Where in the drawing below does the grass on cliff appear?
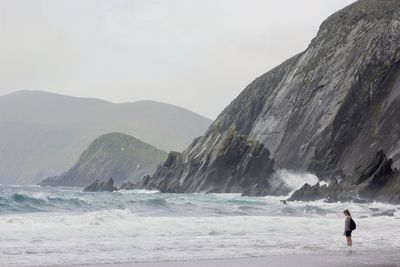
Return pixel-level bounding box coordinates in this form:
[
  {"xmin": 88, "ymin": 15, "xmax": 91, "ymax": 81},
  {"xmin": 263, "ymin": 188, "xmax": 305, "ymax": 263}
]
[{"xmin": 78, "ymin": 132, "xmax": 168, "ymax": 171}]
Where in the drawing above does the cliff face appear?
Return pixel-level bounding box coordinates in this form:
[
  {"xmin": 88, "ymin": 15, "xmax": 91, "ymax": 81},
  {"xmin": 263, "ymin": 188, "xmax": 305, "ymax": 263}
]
[
  {"xmin": 135, "ymin": 0, "xmax": 400, "ymax": 197},
  {"xmin": 40, "ymin": 133, "xmax": 167, "ymax": 187},
  {"xmin": 217, "ymin": 0, "xmax": 400, "ymax": 175}
]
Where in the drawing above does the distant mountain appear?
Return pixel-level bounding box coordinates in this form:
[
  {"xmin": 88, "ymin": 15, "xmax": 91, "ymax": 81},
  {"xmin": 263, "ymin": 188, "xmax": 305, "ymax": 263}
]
[
  {"xmin": 40, "ymin": 133, "xmax": 168, "ymax": 187},
  {"xmin": 0, "ymin": 90, "xmax": 211, "ymax": 184}
]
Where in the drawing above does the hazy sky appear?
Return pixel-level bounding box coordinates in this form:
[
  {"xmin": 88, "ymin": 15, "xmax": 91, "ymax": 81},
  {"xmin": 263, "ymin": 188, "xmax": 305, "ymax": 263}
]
[{"xmin": 0, "ymin": 0, "xmax": 356, "ymax": 119}]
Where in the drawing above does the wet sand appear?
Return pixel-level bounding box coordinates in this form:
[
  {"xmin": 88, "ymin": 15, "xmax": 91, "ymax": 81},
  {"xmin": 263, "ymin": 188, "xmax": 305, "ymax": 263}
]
[{"xmin": 62, "ymin": 251, "xmax": 400, "ymax": 267}]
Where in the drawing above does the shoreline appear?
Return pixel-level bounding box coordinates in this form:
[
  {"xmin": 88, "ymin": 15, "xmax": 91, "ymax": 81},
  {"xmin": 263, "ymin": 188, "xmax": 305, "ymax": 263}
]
[{"xmin": 57, "ymin": 251, "xmax": 400, "ymax": 267}]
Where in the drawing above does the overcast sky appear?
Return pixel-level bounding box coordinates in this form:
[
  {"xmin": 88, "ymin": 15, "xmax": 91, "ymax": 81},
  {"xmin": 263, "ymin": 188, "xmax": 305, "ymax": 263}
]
[{"xmin": 0, "ymin": 0, "xmax": 356, "ymax": 119}]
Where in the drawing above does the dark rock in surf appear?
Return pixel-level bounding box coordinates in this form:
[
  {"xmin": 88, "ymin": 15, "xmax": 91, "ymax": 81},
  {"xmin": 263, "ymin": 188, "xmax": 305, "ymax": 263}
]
[
  {"xmin": 119, "ymin": 181, "xmax": 135, "ymax": 190},
  {"xmin": 289, "ymin": 151, "xmax": 400, "ymax": 204},
  {"xmin": 83, "ymin": 178, "xmax": 116, "ymax": 192},
  {"xmin": 369, "ymin": 208, "xmax": 380, "ymax": 212},
  {"xmin": 288, "ymin": 183, "xmax": 330, "ymax": 202},
  {"xmin": 372, "ymin": 211, "xmax": 395, "ymax": 217}
]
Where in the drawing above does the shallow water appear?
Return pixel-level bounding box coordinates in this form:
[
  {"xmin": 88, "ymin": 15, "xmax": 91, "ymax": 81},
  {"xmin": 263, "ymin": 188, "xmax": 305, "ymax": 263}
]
[{"xmin": 0, "ymin": 182, "xmax": 399, "ymax": 267}]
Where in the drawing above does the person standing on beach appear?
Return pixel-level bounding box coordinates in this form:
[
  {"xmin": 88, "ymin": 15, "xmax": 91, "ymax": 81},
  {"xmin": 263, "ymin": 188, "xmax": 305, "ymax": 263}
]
[{"xmin": 343, "ymin": 209, "xmax": 353, "ymax": 246}]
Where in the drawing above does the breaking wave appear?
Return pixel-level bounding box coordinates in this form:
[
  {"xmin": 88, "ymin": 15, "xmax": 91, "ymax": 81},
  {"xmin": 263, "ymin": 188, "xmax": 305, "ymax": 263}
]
[
  {"xmin": 0, "ymin": 192, "xmax": 86, "ymax": 214},
  {"xmin": 274, "ymin": 169, "xmax": 319, "ymax": 192}
]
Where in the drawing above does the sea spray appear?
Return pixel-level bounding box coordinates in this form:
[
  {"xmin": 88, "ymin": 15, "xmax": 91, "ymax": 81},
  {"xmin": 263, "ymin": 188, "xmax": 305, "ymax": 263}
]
[{"xmin": 271, "ymin": 169, "xmax": 319, "ymax": 195}]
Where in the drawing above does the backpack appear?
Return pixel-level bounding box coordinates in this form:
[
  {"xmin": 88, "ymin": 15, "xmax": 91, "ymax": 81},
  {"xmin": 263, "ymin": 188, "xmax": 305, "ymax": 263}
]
[{"xmin": 350, "ymin": 218, "xmax": 356, "ymax": 231}]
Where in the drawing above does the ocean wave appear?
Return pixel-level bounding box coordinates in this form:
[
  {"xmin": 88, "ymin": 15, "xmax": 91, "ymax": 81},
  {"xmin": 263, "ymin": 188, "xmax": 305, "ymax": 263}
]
[
  {"xmin": 12, "ymin": 193, "xmax": 50, "ymax": 203},
  {"xmin": 1, "ymin": 185, "xmax": 398, "ymax": 219},
  {"xmin": 132, "ymin": 189, "xmax": 160, "ymax": 194},
  {"xmin": 0, "ymin": 191, "xmax": 86, "ymax": 214},
  {"xmin": 139, "ymin": 197, "xmax": 168, "ymax": 207}
]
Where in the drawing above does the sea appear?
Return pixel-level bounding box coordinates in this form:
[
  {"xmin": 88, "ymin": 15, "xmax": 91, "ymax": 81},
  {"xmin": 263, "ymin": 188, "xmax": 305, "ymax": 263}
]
[{"xmin": 0, "ymin": 170, "xmax": 399, "ymax": 267}]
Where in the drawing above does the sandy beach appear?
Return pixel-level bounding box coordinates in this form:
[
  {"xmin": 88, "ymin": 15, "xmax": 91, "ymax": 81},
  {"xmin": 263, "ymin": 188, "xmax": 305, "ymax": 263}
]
[{"xmin": 61, "ymin": 251, "xmax": 400, "ymax": 267}]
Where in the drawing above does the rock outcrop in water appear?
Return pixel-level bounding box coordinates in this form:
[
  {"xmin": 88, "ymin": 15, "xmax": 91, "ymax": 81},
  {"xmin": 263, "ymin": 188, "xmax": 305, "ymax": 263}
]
[
  {"xmin": 128, "ymin": 129, "xmax": 289, "ymax": 195},
  {"xmin": 40, "ymin": 133, "xmax": 168, "ymax": 187},
  {"xmin": 289, "ymin": 151, "xmax": 400, "ymax": 204},
  {"xmin": 83, "ymin": 178, "xmax": 116, "ymax": 192},
  {"xmin": 130, "ymin": 0, "xmax": 400, "ymax": 201}
]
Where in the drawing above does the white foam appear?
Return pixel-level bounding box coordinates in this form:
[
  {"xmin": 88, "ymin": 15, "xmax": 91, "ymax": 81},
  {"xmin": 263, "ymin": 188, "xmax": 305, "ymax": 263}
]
[
  {"xmin": 132, "ymin": 189, "xmax": 160, "ymax": 194},
  {"xmin": 319, "ymin": 180, "xmax": 330, "ymax": 186},
  {"xmin": 274, "ymin": 169, "xmax": 319, "ymax": 191},
  {"xmin": 29, "ymin": 192, "xmax": 50, "ymax": 202}
]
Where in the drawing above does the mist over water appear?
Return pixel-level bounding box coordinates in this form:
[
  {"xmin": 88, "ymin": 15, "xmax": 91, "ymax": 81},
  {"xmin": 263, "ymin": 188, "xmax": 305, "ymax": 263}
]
[{"xmin": 1, "ymin": 172, "xmax": 399, "ymax": 266}]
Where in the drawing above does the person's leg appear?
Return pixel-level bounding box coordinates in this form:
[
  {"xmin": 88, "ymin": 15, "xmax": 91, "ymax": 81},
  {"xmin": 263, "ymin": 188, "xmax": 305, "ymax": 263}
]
[{"xmin": 346, "ymin": 236, "xmax": 352, "ymax": 246}]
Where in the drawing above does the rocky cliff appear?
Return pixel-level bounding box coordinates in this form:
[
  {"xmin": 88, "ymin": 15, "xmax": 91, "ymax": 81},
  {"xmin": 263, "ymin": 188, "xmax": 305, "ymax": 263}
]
[
  {"xmin": 215, "ymin": 0, "xmax": 400, "ymax": 175},
  {"xmin": 39, "ymin": 133, "xmax": 168, "ymax": 187},
  {"xmin": 131, "ymin": 0, "xmax": 400, "ymax": 200}
]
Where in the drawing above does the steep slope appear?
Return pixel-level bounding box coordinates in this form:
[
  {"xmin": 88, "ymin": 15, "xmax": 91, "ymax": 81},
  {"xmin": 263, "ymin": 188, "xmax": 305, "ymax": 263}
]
[
  {"xmin": 134, "ymin": 0, "xmax": 400, "ymax": 197},
  {"xmin": 40, "ymin": 133, "xmax": 168, "ymax": 187},
  {"xmin": 0, "ymin": 91, "xmax": 211, "ymax": 184},
  {"xmin": 214, "ymin": 0, "xmax": 400, "ymax": 174}
]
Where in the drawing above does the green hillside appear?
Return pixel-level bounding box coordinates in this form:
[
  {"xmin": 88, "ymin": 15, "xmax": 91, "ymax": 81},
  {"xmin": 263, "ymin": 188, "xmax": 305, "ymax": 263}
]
[{"xmin": 40, "ymin": 133, "xmax": 168, "ymax": 187}]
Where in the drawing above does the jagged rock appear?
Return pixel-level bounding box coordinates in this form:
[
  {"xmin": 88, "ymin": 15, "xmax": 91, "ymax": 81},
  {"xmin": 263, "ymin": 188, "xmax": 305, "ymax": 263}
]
[
  {"xmin": 289, "ymin": 183, "xmax": 329, "ymax": 202},
  {"xmin": 372, "ymin": 211, "xmax": 395, "ymax": 217},
  {"xmin": 289, "ymin": 151, "xmax": 400, "ymax": 203},
  {"xmin": 83, "ymin": 178, "xmax": 116, "ymax": 192},
  {"xmin": 119, "ymin": 177, "xmax": 149, "ymax": 190},
  {"xmin": 131, "ymin": 130, "xmax": 288, "ymax": 196},
  {"xmin": 288, "ymin": 181, "xmax": 356, "ymax": 202},
  {"xmin": 119, "ymin": 181, "xmax": 134, "ymax": 190}
]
